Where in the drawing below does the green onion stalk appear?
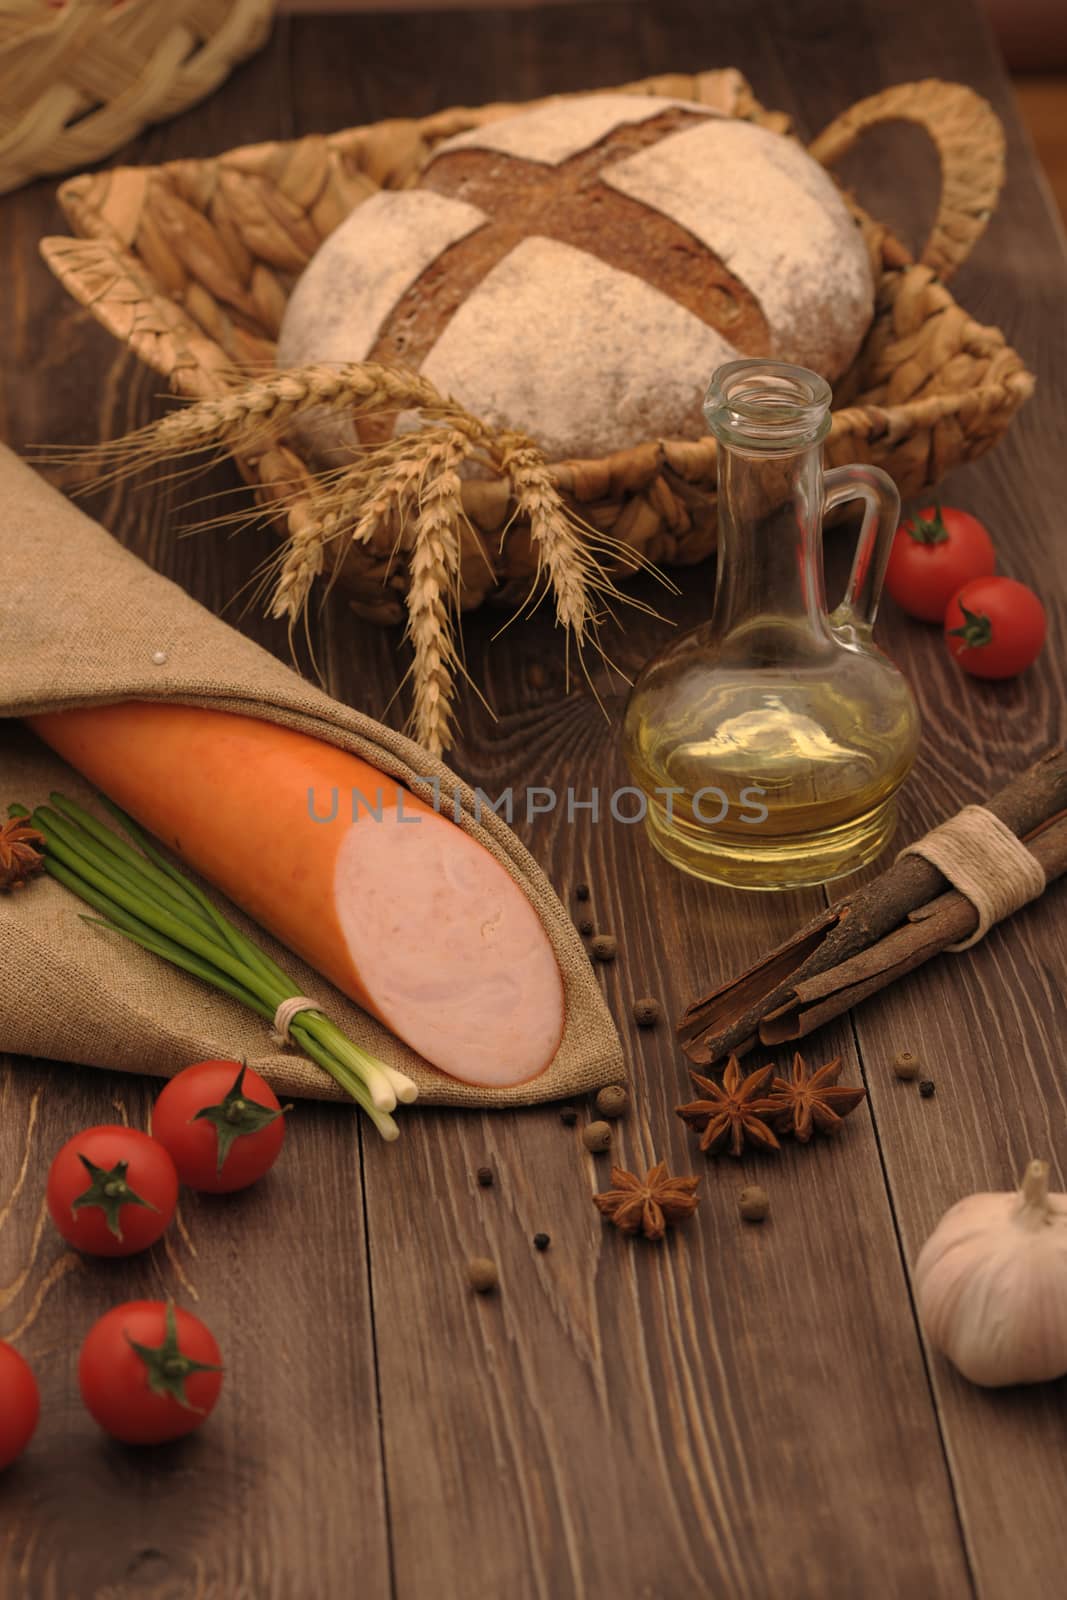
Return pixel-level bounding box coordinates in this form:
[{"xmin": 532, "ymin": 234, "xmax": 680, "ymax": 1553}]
[{"xmin": 8, "ymin": 795, "xmax": 416, "ymax": 1141}]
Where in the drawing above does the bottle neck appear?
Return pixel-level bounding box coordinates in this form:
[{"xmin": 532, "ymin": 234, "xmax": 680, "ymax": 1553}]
[{"xmin": 710, "ymin": 437, "xmax": 829, "ymax": 643}]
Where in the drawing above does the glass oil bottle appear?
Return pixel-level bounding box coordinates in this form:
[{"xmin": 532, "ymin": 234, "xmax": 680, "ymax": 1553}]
[{"xmin": 622, "ymin": 359, "xmax": 920, "ymax": 889}]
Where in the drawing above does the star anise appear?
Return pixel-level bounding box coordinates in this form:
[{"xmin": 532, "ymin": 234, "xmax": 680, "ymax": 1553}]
[
  {"xmin": 0, "ymin": 816, "xmax": 45, "ymax": 893},
  {"xmin": 676, "ymin": 1055, "xmax": 780, "ymax": 1157},
  {"xmin": 766, "ymin": 1052, "xmax": 867, "ymax": 1142},
  {"xmin": 594, "ymin": 1162, "xmax": 701, "ymax": 1240}
]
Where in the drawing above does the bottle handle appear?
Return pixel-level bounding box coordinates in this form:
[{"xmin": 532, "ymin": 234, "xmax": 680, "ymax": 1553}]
[{"xmin": 823, "ymin": 464, "xmax": 901, "ymax": 638}]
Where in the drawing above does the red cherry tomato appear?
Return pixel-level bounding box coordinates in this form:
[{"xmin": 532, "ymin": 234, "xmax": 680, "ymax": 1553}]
[
  {"xmin": 944, "ymin": 577, "xmax": 1047, "ymax": 679},
  {"xmin": 885, "ymin": 505, "xmax": 996, "ymax": 622},
  {"xmin": 151, "ymin": 1061, "xmax": 288, "ymax": 1194},
  {"xmin": 0, "ymin": 1342, "xmax": 40, "ymax": 1469},
  {"xmin": 79, "ymin": 1301, "xmax": 223, "ymax": 1445},
  {"xmin": 46, "ymin": 1126, "xmax": 178, "ymax": 1258}
]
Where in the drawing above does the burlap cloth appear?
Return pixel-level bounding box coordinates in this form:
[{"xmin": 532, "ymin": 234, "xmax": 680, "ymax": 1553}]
[{"xmin": 0, "ymin": 446, "xmax": 624, "ymax": 1105}]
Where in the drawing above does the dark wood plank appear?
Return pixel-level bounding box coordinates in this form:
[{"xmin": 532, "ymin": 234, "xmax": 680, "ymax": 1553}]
[
  {"xmin": 1013, "ymin": 76, "xmax": 1067, "ymax": 227},
  {"xmin": 785, "ymin": 5, "xmax": 1067, "ymax": 1595},
  {"xmin": 0, "ymin": 1066, "xmax": 389, "ymax": 1599},
  {"xmin": 350, "ymin": 752, "xmax": 973, "ymax": 1600},
  {"xmin": 2, "ymin": 2, "xmax": 1063, "ymax": 1596},
  {"xmin": 295, "ymin": 8, "xmax": 976, "ymax": 1597},
  {"xmin": 743, "ymin": 0, "xmax": 1067, "ymax": 1590},
  {"xmin": 0, "ymin": 28, "xmax": 391, "ymax": 1600}
]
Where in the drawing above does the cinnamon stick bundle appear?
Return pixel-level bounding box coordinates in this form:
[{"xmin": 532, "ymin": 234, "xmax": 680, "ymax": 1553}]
[{"xmin": 679, "ymin": 751, "xmax": 1067, "ymax": 1068}]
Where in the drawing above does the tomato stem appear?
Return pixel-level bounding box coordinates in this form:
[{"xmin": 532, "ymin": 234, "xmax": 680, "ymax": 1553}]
[
  {"xmin": 947, "ymin": 601, "xmax": 993, "ymax": 650},
  {"xmin": 192, "ymin": 1064, "xmax": 290, "ymax": 1174},
  {"xmin": 128, "ymin": 1304, "xmax": 221, "ymax": 1412},
  {"xmin": 907, "ymin": 503, "xmax": 949, "ymax": 546},
  {"xmin": 72, "ymin": 1154, "xmax": 157, "ymax": 1240}
]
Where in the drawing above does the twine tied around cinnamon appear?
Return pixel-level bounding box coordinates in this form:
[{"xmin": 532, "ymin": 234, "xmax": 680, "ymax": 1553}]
[
  {"xmin": 900, "ymin": 805, "xmax": 1047, "ymax": 951},
  {"xmin": 271, "ymin": 996, "xmax": 320, "ymax": 1046}
]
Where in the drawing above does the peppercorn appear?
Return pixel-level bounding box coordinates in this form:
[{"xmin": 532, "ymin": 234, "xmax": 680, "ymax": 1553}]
[
  {"xmin": 582, "ymin": 1120, "xmax": 613, "ymax": 1153},
  {"xmin": 893, "ymin": 1051, "xmax": 921, "ymax": 1081},
  {"xmin": 919, "ymin": 1079, "xmax": 936, "ymax": 1098},
  {"xmin": 632, "ymin": 997, "xmax": 661, "ymax": 1028},
  {"xmin": 577, "ymin": 918, "xmax": 595, "ymax": 937},
  {"xmin": 466, "ymin": 1257, "xmax": 498, "ymax": 1293},
  {"xmin": 738, "ymin": 1185, "xmax": 770, "ymax": 1223},
  {"xmin": 476, "ymin": 1166, "xmax": 494, "ymax": 1187},
  {"xmin": 560, "ymin": 1106, "xmax": 578, "ymax": 1126},
  {"xmin": 591, "ymin": 934, "xmax": 617, "ymax": 963},
  {"xmin": 575, "ymin": 883, "xmax": 590, "ymax": 902},
  {"xmin": 533, "ymin": 1233, "xmax": 551, "ymax": 1251},
  {"xmin": 595, "ymin": 1084, "xmax": 630, "ymax": 1120}
]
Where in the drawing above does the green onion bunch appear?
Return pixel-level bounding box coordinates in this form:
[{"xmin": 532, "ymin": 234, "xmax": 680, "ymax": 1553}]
[{"xmin": 8, "ymin": 794, "xmax": 415, "ymax": 1141}]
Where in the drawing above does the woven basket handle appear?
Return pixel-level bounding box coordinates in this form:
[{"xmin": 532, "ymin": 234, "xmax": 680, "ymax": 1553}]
[{"xmin": 808, "ymin": 79, "xmax": 1005, "ymax": 281}]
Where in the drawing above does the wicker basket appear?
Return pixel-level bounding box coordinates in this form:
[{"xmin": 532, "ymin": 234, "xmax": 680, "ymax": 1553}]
[
  {"xmin": 41, "ymin": 70, "xmax": 1033, "ymax": 639},
  {"xmin": 0, "ymin": 0, "xmax": 274, "ymax": 196}
]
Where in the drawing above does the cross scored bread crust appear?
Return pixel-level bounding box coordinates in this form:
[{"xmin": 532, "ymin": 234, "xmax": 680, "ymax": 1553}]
[{"xmin": 366, "ymin": 107, "xmax": 771, "ymax": 394}]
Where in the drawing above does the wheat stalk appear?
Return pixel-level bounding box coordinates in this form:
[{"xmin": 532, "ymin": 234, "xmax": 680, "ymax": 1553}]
[
  {"xmin": 319, "ymin": 435, "xmax": 449, "ymax": 552},
  {"xmin": 158, "ymin": 364, "xmax": 451, "ymax": 455},
  {"xmin": 44, "ymin": 364, "xmax": 458, "ymax": 486},
  {"xmin": 269, "ymin": 499, "xmax": 326, "ymax": 622},
  {"xmin": 410, "ymin": 432, "xmax": 479, "ymax": 753},
  {"xmin": 497, "ymin": 435, "xmax": 601, "ymax": 639},
  {"xmin": 43, "ymin": 361, "xmax": 670, "ymax": 750},
  {"xmin": 400, "ymin": 432, "xmax": 476, "ymax": 755},
  {"xmin": 491, "ymin": 431, "xmax": 645, "ymax": 706}
]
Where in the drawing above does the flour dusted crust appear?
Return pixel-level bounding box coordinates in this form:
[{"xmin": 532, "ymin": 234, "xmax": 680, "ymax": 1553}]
[
  {"xmin": 278, "ymin": 188, "xmax": 484, "ymax": 460},
  {"xmin": 421, "ymin": 238, "xmax": 741, "ymax": 461},
  {"xmin": 604, "ymin": 118, "xmax": 873, "ymax": 376},
  {"xmin": 278, "ymin": 187, "xmax": 483, "ymax": 367},
  {"xmin": 436, "ymin": 92, "xmax": 715, "ymax": 165},
  {"xmin": 278, "ymin": 95, "xmax": 874, "ymax": 462}
]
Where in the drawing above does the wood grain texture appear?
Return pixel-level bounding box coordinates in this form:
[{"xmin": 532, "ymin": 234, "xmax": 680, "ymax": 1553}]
[
  {"xmin": 1, "ymin": 3, "xmax": 1065, "ymax": 1597},
  {"xmin": 1013, "ymin": 76, "xmax": 1067, "ymax": 224},
  {"xmin": 808, "ymin": 8, "xmax": 1067, "ymax": 1593},
  {"xmin": 0, "ymin": 1067, "xmax": 390, "ymax": 1600},
  {"xmin": 0, "ymin": 38, "xmax": 390, "ymax": 1600},
  {"xmin": 298, "ymin": 7, "xmax": 969, "ymax": 1598}
]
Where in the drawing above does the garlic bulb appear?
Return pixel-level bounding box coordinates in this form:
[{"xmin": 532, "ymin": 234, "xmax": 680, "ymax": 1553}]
[{"xmin": 915, "ymin": 1160, "xmax": 1067, "ymax": 1387}]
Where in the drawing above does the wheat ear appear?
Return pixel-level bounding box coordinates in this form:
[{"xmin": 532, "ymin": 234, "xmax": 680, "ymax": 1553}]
[
  {"xmin": 269, "ymin": 502, "xmax": 326, "ymax": 622},
  {"xmin": 44, "ymin": 364, "xmax": 458, "ymax": 487},
  {"xmin": 42, "ymin": 361, "xmax": 672, "ymax": 750},
  {"xmin": 496, "ymin": 435, "xmax": 605, "ymax": 658},
  {"xmin": 315, "ymin": 434, "xmax": 451, "ymax": 553},
  {"xmin": 403, "ymin": 433, "xmax": 474, "ymax": 756},
  {"xmin": 159, "ymin": 364, "xmax": 451, "ymax": 454}
]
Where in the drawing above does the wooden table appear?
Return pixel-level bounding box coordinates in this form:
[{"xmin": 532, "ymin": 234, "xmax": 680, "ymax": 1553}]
[{"xmin": 2, "ymin": 3, "xmax": 1065, "ymax": 1595}]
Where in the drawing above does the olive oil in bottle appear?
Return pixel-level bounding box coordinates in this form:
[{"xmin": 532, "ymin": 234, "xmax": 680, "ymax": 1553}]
[{"xmin": 622, "ymin": 360, "xmax": 920, "ymax": 889}]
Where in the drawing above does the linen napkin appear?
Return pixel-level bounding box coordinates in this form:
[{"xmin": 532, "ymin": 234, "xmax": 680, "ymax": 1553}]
[{"xmin": 0, "ymin": 445, "xmax": 624, "ymax": 1105}]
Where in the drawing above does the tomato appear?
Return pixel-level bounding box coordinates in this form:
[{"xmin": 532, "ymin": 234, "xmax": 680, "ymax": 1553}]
[
  {"xmin": 885, "ymin": 505, "xmax": 996, "ymax": 622},
  {"xmin": 47, "ymin": 1126, "xmax": 178, "ymax": 1257},
  {"xmin": 0, "ymin": 1342, "xmax": 39, "ymax": 1470},
  {"xmin": 151, "ymin": 1060, "xmax": 288, "ymax": 1194},
  {"xmin": 79, "ymin": 1301, "xmax": 222, "ymax": 1445},
  {"xmin": 944, "ymin": 577, "xmax": 1047, "ymax": 679}
]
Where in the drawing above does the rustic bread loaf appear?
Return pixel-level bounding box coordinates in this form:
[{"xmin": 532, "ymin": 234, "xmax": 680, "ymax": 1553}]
[{"xmin": 278, "ymin": 94, "xmax": 874, "ymax": 462}]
